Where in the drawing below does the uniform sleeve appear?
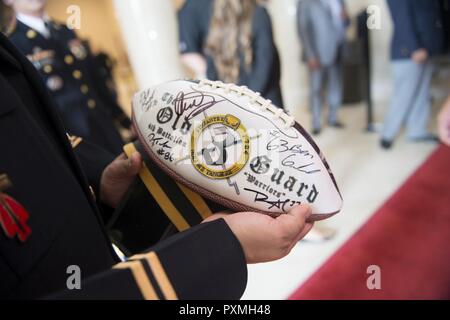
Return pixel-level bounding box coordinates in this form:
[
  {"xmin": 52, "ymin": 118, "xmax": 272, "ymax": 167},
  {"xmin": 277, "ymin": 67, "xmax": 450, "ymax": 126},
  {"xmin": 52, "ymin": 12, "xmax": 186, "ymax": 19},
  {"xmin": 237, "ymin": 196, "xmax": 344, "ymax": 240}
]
[
  {"xmin": 51, "ymin": 219, "xmax": 247, "ymax": 300},
  {"xmin": 178, "ymin": 0, "xmax": 203, "ymax": 53},
  {"xmin": 247, "ymin": 7, "xmax": 278, "ymax": 94},
  {"xmin": 85, "ymin": 53, "xmax": 132, "ymax": 129}
]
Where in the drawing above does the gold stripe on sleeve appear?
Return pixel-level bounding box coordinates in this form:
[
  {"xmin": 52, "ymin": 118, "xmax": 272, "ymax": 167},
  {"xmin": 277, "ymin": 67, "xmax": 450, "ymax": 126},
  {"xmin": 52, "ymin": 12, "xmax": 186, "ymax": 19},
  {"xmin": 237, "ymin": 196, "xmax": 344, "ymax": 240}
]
[
  {"xmin": 132, "ymin": 252, "xmax": 178, "ymax": 300},
  {"xmin": 114, "ymin": 260, "xmax": 158, "ymax": 300}
]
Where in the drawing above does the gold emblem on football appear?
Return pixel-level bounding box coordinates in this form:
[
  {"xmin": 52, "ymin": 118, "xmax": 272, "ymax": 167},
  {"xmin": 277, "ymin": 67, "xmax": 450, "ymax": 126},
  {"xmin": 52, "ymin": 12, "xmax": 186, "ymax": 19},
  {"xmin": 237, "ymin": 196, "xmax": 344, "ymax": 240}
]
[{"xmin": 190, "ymin": 114, "xmax": 250, "ymax": 179}]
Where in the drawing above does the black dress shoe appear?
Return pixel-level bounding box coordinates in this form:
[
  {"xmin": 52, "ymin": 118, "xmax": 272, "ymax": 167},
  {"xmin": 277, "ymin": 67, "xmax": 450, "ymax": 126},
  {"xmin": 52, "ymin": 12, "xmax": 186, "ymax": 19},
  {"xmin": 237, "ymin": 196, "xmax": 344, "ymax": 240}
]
[
  {"xmin": 380, "ymin": 139, "xmax": 393, "ymax": 149},
  {"xmin": 328, "ymin": 121, "xmax": 345, "ymax": 129},
  {"xmin": 312, "ymin": 128, "xmax": 321, "ymax": 135}
]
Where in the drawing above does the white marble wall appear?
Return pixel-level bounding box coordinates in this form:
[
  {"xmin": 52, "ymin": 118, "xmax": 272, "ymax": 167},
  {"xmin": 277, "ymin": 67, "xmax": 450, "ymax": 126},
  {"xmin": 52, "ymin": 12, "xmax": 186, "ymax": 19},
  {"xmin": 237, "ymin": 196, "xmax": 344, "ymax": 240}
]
[{"xmin": 265, "ymin": 0, "xmax": 306, "ymax": 113}]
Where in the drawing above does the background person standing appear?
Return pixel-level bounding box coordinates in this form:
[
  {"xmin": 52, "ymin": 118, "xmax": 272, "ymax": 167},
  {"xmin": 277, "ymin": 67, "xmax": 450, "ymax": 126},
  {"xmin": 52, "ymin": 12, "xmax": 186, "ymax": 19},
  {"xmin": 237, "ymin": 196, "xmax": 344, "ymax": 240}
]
[
  {"xmin": 4, "ymin": 0, "xmax": 130, "ymax": 155},
  {"xmin": 178, "ymin": 0, "xmax": 284, "ymax": 108},
  {"xmin": 297, "ymin": 0, "xmax": 349, "ymax": 135},
  {"xmin": 380, "ymin": 0, "xmax": 446, "ymax": 149}
]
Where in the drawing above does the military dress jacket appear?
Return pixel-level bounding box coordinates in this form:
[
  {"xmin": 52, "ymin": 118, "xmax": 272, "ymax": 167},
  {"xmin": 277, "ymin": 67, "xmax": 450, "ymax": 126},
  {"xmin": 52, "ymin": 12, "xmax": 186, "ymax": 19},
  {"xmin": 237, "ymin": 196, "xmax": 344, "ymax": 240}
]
[
  {"xmin": 8, "ymin": 19, "xmax": 126, "ymax": 155},
  {"xmin": 0, "ymin": 33, "xmax": 247, "ymax": 300}
]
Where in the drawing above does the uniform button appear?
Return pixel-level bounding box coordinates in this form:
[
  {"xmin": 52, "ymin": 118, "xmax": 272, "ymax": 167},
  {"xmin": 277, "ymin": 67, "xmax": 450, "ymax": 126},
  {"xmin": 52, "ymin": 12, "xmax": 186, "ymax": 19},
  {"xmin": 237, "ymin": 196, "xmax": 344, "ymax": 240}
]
[
  {"xmin": 87, "ymin": 99, "xmax": 96, "ymax": 109},
  {"xmin": 43, "ymin": 65, "xmax": 53, "ymax": 73},
  {"xmin": 73, "ymin": 70, "xmax": 82, "ymax": 79},
  {"xmin": 64, "ymin": 55, "xmax": 74, "ymax": 65},
  {"xmin": 26, "ymin": 29, "xmax": 37, "ymax": 39},
  {"xmin": 80, "ymin": 84, "xmax": 89, "ymax": 94}
]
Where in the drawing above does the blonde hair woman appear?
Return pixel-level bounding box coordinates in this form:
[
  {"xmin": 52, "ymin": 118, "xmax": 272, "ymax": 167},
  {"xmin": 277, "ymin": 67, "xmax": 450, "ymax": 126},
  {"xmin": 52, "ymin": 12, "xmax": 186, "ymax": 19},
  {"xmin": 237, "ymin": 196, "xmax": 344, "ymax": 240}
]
[{"xmin": 178, "ymin": 0, "xmax": 284, "ymax": 108}]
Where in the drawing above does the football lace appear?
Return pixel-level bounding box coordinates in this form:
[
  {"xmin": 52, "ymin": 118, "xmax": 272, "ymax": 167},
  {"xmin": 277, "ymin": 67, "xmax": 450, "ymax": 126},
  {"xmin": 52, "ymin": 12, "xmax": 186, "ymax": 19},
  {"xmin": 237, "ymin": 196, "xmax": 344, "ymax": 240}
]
[{"xmin": 198, "ymin": 79, "xmax": 295, "ymax": 128}]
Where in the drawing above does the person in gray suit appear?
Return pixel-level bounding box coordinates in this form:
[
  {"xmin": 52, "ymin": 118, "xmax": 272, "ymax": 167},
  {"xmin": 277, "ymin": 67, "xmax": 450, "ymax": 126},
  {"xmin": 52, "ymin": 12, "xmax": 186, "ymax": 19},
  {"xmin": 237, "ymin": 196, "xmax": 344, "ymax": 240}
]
[{"xmin": 297, "ymin": 0, "xmax": 349, "ymax": 135}]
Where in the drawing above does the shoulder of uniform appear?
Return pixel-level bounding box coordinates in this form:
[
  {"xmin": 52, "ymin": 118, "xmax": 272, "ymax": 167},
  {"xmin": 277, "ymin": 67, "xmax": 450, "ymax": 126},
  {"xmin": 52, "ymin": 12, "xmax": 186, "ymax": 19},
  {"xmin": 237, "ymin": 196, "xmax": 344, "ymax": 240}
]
[
  {"xmin": 50, "ymin": 19, "xmax": 66, "ymax": 29},
  {"xmin": 50, "ymin": 19, "xmax": 75, "ymax": 35},
  {"xmin": 7, "ymin": 19, "xmax": 36, "ymax": 42}
]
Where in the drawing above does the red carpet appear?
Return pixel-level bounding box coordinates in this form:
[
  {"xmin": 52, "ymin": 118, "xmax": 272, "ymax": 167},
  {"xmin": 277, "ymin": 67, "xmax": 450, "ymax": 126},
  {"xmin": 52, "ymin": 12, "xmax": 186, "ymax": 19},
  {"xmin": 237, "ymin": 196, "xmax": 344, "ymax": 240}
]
[{"xmin": 290, "ymin": 145, "xmax": 450, "ymax": 300}]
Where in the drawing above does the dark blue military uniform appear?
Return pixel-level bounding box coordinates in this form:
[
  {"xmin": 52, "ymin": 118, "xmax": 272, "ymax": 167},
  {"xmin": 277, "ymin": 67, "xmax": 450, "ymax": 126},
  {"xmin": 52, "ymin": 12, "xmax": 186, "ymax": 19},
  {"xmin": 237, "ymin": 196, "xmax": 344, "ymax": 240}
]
[
  {"xmin": 89, "ymin": 50, "xmax": 132, "ymax": 130},
  {"xmin": 0, "ymin": 32, "xmax": 246, "ymax": 299},
  {"xmin": 8, "ymin": 19, "xmax": 126, "ymax": 155}
]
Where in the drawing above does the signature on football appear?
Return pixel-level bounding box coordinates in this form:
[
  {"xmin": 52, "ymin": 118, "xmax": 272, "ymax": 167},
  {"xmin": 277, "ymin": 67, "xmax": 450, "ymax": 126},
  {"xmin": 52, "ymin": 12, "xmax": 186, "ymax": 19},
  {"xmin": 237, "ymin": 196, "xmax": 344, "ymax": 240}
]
[
  {"xmin": 147, "ymin": 133, "xmax": 174, "ymax": 162},
  {"xmin": 266, "ymin": 130, "xmax": 321, "ymax": 174},
  {"xmin": 244, "ymin": 188, "xmax": 301, "ymax": 212},
  {"xmin": 173, "ymin": 91, "xmax": 224, "ymax": 120},
  {"xmin": 140, "ymin": 89, "xmax": 157, "ymax": 112}
]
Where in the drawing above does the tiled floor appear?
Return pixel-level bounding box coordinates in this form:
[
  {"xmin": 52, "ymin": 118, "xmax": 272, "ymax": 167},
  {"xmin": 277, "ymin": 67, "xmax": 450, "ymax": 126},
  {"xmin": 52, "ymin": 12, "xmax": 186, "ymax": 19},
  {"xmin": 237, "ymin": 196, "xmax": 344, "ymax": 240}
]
[{"xmin": 242, "ymin": 101, "xmax": 439, "ymax": 299}]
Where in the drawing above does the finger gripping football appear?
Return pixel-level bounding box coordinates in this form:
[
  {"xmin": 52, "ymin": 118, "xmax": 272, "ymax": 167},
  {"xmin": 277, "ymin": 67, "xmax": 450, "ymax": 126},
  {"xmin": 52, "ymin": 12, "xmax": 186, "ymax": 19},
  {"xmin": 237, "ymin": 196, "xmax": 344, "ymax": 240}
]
[{"xmin": 132, "ymin": 79, "xmax": 342, "ymax": 221}]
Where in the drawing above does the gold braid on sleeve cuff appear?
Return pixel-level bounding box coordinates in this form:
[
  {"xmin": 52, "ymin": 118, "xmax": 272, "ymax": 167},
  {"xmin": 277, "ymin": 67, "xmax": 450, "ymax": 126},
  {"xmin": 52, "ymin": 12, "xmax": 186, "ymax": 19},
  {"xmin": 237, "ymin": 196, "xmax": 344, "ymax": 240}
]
[{"xmin": 113, "ymin": 251, "xmax": 177, "ymax": 300}]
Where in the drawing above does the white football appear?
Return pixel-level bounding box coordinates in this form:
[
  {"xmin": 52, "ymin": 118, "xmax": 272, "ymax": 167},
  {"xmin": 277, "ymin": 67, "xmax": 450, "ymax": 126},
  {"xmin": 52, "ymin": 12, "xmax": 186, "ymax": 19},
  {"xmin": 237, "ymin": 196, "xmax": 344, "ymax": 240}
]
[{"xmin": 132, "ymin": 79, "xmax": 342, "ymax": 221}]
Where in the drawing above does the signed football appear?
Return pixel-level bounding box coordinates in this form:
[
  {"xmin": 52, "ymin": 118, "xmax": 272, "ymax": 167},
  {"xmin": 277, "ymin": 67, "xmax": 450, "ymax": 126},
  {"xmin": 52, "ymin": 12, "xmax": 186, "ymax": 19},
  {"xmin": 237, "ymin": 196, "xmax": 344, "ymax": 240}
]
[{"xmin": 132, "ymin": 79, "xmax": 342, "ymax": 221}]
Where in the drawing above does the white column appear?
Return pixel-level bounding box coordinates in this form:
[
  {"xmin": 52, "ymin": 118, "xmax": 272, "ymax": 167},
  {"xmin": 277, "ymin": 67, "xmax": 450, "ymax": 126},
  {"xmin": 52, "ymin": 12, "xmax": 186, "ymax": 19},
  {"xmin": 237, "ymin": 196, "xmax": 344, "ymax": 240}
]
[
  {"xmin": 113, "ymin": 0, "xmax": 185, "ymax": 89},
  {"xmin": 266, "ymin": 0, "xmax": 306, "ymax": 113}
]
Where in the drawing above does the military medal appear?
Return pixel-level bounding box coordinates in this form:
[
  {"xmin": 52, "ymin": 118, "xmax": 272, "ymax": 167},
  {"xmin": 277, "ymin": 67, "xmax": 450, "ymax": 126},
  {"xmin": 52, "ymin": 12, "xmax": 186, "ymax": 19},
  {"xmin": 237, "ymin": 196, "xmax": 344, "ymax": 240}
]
[
  {"xmin": 26, "ymin": 29, "xmax": 37, "ymax": 39},
  {"xmin": 46, "ymin": 75, "xmax": 63, "ymax": 91},
  {"xmin": 27, "ymin": 47, "xmax": 55, "ymax": 72},
  {"xmin": 68, "ymin": 39, "xmax": 87, "ymax": 60},
  {"xmin": 0, "ymin": 174, "xmax": 31, "ymax": 242}
]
